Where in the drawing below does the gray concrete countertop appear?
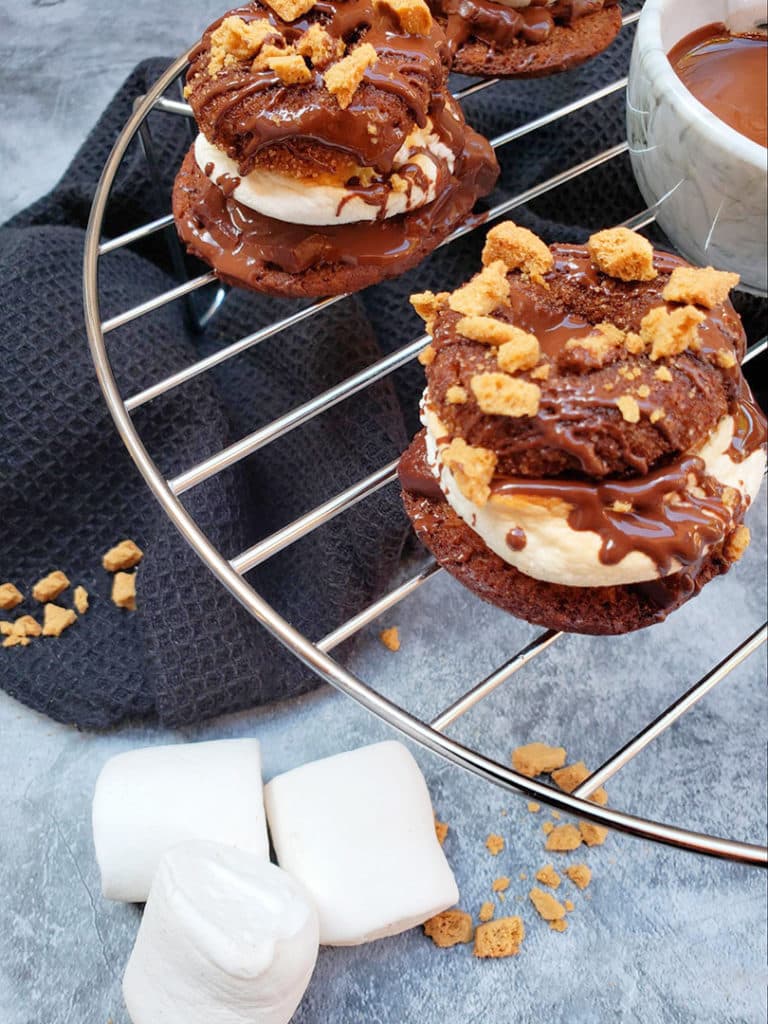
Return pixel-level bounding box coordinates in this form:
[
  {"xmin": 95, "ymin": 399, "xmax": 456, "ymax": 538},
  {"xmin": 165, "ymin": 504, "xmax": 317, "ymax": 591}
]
[{"xmin": 1, "ymin": 3, "xmax": 766, "ymax": 1023}]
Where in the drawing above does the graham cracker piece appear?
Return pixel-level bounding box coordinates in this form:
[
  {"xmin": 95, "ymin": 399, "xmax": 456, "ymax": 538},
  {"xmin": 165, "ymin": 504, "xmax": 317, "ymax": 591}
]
[
  {"xmin": 446, "ymin": 385, "xmax": 468, "ymax": 405},
  {"xmin": 74, "ymin": 586, "xmax": 89, "ymax": 615},
  {"xmin": 492, "ymin": 876, "xmax": 510, "ymax": 893},
  {"xmin": 624, "ymin": 331, "xmax": 646, "ymax": 355},
  {"xmin": 662, "ymin": 266, "xmax": 740, "ymax": 308},
  {"xmin": 112, "ymin": 573, "xmax": 137, "ymax": 612},
  {"xmin": 551, "ymin": 763, "xmax": 608, "ymax": 806},
  {"xmin": 479, "ymin": 901, "xmax": 495, "ymax": 922},
  {"xmin": 0, "ymin": 622, "xmax": 12, "ymax": 636},
  {"xmin": 565, "ymin": 864, "xmax": 592, "ymax": 890},
  {"xmin": 474, "ymin": 917, "xmax": 525, "ymax": 958},
  {"xmin": 564, "ymin": 322, "xmax": 625, "ymax": 366},
  {"xmin": 251, "ymin": 43, "xmax": 290, "ymax": 72},
  {"xmin": 374, "ymin": 0, "xmax": 432, "ymax": 34},
  {"xmin": 549, "ymin": 918, "xmax": 568, "ymax": 932},
  {"xmin": 102, "ymin": 540, "xmax": 143, "ymax": 573},
  {"xmin": 263, "ymin": 0, "xmax": 317, "ymax": 21},
  {"xmin": 579, "ymin": 821, "xmax": 608, "ymax": 847},
  {"xmin": 32, "ymin": 571, "xmax": 70, "ymax": 604},
  {"xmin": 529, "ymin": 887, "xmax": 567, "ymax": 922},
  {"xmin": 208, "ymin": 17, "xmax": 277, "ymax": 76},
  {"xmin": 527, "ymin": 802, "xmax": 541, "ymax": 813},
  {"xmin": 481, "ymin": 222, "xmax": 554, "ymax": 283},
  {"xmin": 448, "ymin": 261, "xmax": 510, "ymax": 317},
  {"xmin": 498, "ymin": 331, "xmax": 541, "ymax": 374},
  {"xmin": 715, "ymin": 349, "xmax": 737, "ymax": 369},
  {"xmin": 485, "ymin": 834, "xmax": 505, "ymax": 856},
  {"xmin": 529, "ymin": 363, "xmax": 551, "ymax": 381},
  {"xmin": 296, "ymin": 23, "xmax": 343, "ymax": 67},
  {"xmin": 324, "ymin": 43, "xmax": 378, "ymax": 109},
  {"xmin": 0, "ymin": 583, "xmax": 23, "ymax": 611},
  {"xmin": 725, "ymin": 525, "xmax": 750, "ymax": 562},
  {"xmin": 650, "ymin": 408, "xmax": 665, "ymax": 424},
  {"xmin": 470, "ymin": 373, "xmax": 541, "ymax": 418},
  {"xmin": 410, "ymin": 290, "xmax": 449, "ymax": 334},
  {"xmin": 441, "ymin": 438, "xmax": 497, "ymax": 507},
  {"xmin": 616, "ymin": 395, "xmax": 640, "ymax": 423},
  {"xmin": 379, "ymin": 626, "xmax": 400, "ymax": 651},
  {"xmin": 267, "ymin": 53, "xmax": 312, "ymax": 84},
  {"xmin": 637, "ymin": 384, "xmax": 651, "ymax": 398},
  {"xmin": 418, "ymin": 344, "xmax": 436, "ymax": 366},
  {"xmin": 545, "ymin": 824, "xmax": 583, "ymax": 852},
  {"xmin": 512, "ymin": 742, "xmax": 567, "ymax": 778},
  {"xmin": 535, "ymin": 864, "xmax": 561, "ymax": 889},
  {"xmin": 434, "ymin": 818, "xmax": 449, "ymax": 845},
  {"xmin": 42, "ymin": 604, "xmax": 77, "ymax": 638},
  {"xmin": 11, "ymin": 615, "xmax": 42, "ymax": 638},
  {"xmin": 587, "ymin": 227, "xmax": 657, "ymax": 282},
  {"xmin": 455, "ymin": 315, "xmax": 538, "ymax": 369},
  {"xmin": 640, "ymin": 305, "xmax": 706, "ymax": 361},
  {"xmin": 424, "ymin": 910, "xmax": 474, "ymax": 947},
  {"xmin": 564, "ymin": 898, "xmax": 575, "ymax": 912},
  {"xmin": 3, "ymin": 634, "xmax": 30, "ymax": 649},
  {"xmin": 542, "ymin": 822, "xmax": 554, "ymax": 836}
]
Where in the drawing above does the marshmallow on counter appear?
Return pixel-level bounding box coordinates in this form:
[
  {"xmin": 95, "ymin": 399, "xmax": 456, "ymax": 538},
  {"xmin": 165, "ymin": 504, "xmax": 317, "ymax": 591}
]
[
  {"xmin": 264, "ymin": 740, "xmax": 459, "ymax": 946},
  {"xmin": 123, "ymin": 842, "xmax": 319, "ymax": 1024},
  {"xmin": 93, "ymin": 738, "xmax": 268, "ymax": 903}
]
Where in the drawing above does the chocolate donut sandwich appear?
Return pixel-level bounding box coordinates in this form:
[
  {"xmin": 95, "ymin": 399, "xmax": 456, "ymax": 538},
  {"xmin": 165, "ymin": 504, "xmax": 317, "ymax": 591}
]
[
  {"xmin": 173, "ymin": 0, "xmax": 499, "ymax": 298},
  {"xmin": 433, "ymin": 0, "xmax": 623, "ymax": 79},
  {"xmin": 400, "ymin": 223, "xmax": 766, "ymax": 635}
]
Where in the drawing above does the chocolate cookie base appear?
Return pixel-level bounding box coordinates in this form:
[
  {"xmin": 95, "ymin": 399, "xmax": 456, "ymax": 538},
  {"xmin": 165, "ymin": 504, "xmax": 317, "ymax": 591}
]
[
  {"xmin": 400, "ymin": 432, "xmax": 734, "ymax": 635},
  {"xmin": 172, "ymin": 149, "xmax": 490, "ymax": 299},
  {"xmin": 447, "ymin": 5, "xmax": 623, "ymax": 79}
]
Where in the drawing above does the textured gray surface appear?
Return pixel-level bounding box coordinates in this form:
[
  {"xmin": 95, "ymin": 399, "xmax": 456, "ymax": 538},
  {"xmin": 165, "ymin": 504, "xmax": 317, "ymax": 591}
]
[{"xmin": 1, "ymin": 2, "xmax": 767, "ymax": 1023}]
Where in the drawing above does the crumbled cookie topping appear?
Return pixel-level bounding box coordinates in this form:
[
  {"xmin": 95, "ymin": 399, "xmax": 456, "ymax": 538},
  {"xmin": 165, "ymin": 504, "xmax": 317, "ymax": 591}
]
[
  {"xmin": 32, "ymin": 571, "xmax": 70, "ymax": 604},
  {"xmin": 640, "ymin": 305, "xmax": 706, "ymax": 361},
  {"xmin": 485, "ymin": 834, "xmax": 505, "ymax": 856},
  {"xmin": 324, "ymin": 43, "xmax": 378, "ymax": 109},
  {"xmin": 715, "ymin": 349, "xmax": 737, "ymax": 369},
  {"xmin": 529, "ymin": 363, "xmax": 551, "ymax": 381},
  {"xmin": 208, "ymin": 17, "xmax": 278, "ymax": 76},
  {"xmin": 264, "ymin": 0, "xmax": 317, "ymax": 21},
  {"xmin": 551, "ymin": 762, "xmax": 608, "ymax": 805},
  {"xmin": 374, "ymin": 0, "xmax": 433, "ymax": 34},
  {"xmin": 446, "ymin": 385, "xmax": 468, "ymax": 404},
  {"xmin": 42, "ymin": 604, "xmax": 77, "ymax": 638},
  {"xmin": 267, "ymin": 52, "xmax": 313, "ymax": 84},
  {"xmin": 112, "ymin": 572, "xmax": 137, "ymax": 612},
  {"xmin": 535, "ymin": 864, "xmax": 561, "ymax": 889},
  {"xmin": 418, "ymin": 344, "xmax": 436, "ymax": 366},
  {"xmin": 498, "ymin": 332, "xmax": 541, "ymax": 374},
  {"xmin": 512, "ymin": 742, "xmax": 567, "ymax": 778},
  {"xmin": 103, "ymin": 540, "xmax": 144, "ymax": 573},
  {"xmin": 529, "ymin": 887, "xmax": 567, "ymax": 924},
  {"xmin": 616, "ymin": 395, "xmax": 640, "ymax": 424},
  {"xmin": 448, "ymin": 261, "xmax": 510, "ymax": 317},
  {"xmin": 424, "ymin": 909, "xmax": 474, "ymax": 947},
  {"xmin": 379, "ymin": 626, "xmax": 400, "ymax": 651},
  {"xmin": 662, "ymin": 266, "xmax": 740, "ymax": 309},
  {"xmin": 456, "ymin": 316, "xmax": 537, "ymax": 368},
  {"xmin": 296, "ymin": 23, "xmax": 343, "ymax": 67},
  {"xmin": 587, "ymin": 227, "xmax": 657, "ymax": 282},
  {"xmin": 545, "ymin": 824, "xmax": 582, "ymax": 852},
  {"xmin": 474, "ymin": 917, "xmax": 525, "ymax": 958},
  {"xmin": 441, "ymin": 438, "xmax": 498, "ymax": 507},
  {"xmin": 470, "ymin": 374, "xmax": 541, "ymax": 418},
  {"xmin": 564, "ymin": 322, "xmax": 625, "ymax": 368},
  {"xmin": 481, "ymin": 222, "xmax": 554, "ymax": 283},
  {"xmin": 565, "ymin": 864, "xmax": 592, "ymax": 890},
  {"xmin": 410, "ymin": 290, "xmax": 449, "ymax": 334},
  {"xmin": 0, "ymin": 583, "xmax": 23, "ymax": 611},
  {"xmin": 725, "ymin": 524, "xmax": 750, "ymax": 562}
]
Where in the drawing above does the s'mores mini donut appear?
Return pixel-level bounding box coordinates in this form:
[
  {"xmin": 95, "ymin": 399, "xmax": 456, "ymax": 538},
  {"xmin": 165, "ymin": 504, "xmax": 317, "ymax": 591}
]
[
  {"xmin": 173, "ymin": 0, "xmax": 499, "ymax": 298},
  {"xmin": 434, "ymin": 0, "xmax": 623, "ymax": 79},
  {"xmin": 400, "ymin": 223, "xmax": 767, "ymax": 635}
]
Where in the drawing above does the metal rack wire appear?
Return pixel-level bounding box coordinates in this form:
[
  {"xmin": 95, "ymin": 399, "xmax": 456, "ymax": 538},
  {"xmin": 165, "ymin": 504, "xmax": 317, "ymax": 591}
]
[{"xmin": 83, "ymin": 9, "xmax": 767, "ymax": 866}]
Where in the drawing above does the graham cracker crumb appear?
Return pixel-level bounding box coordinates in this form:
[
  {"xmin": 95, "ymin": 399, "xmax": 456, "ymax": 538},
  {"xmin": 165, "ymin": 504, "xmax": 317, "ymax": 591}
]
[
  {"xmin": 295, "ymin": 23, "xmax": 342, "ymax": 67},
  {"xmin": 112, "ymin": 573, "xmax": 137, "ymax": 612},
  {"xmin": 379, "ymin": 626, "xmax": 400, "ymax": 652},
  {"xmin": 527, "ymin": 802, "xmax": 541, "ymax": 813},
  {"xmin": 74, "ymin": 586, "xmax": 89, "ymax": 615},
  {"xmin": 479, "ymin": 901, "xmax": 495, "ymax": 922},
  {"xmin": 616, "ymin": 395, "xmax": 640, "ymax": 423},
  {"xmin": 446, "ymin": 385, "xmax": 468, "ymax": 405},
  {"xmin": 498, "ymin": 332, "xmax": 541, "ymax": 374},
  {"xmin": 512, "ymin": 742, "xmax": 567, "ymax": 778},
  {"xmin": 662, "ymin": 266, "xmax": 739, "ymax": 308},
  {"xmin": 263, "ymin": 0, "xmax": 316, "ymax": 21},
  {"xmin": 449, "ymin": 261, "xmax": 510, "ymax": 317},
  {"xmin": 564, "ymin": 898, "xmax": 575, "ymax": 912},
  {"xmin": 470, "ymin": 373, "xmax": 541, "ymax": 418},
  {"xmin": 715, "ymin": 349, "xmax": 737, "ymax": 369},
  {"xmin": 32, "ymin": 571, "xmax": 70, "ymax": 604},
  {"xmin": 545, "ymin": 824, "xmax": 582, "ymax": 852},
  {"xmin": 374, "ymin": 0, "xmax": 432, "ymax": 34},
  {"xmin": 549, "ymin": 918, "xmax": 568, "ymax": 932},
  {"xmin": 551, "ymin": 811, "xmax": 561, "ymax": 821},
  {"xmin": 587, "ymin": 227, "xmax": 657, "ymax": 282},
  {"xmin": 267, "ymin": 53, "xmax": 312, "ymax": 84},
  {"xmin": 722, "ymin": 486, "xmax": 740, "ymax": 509},
  {"xmin": 251, "ymin": 43, "xmax": 289, "ymax": 72},
  {"xmin": 0, "ymin": 622, "xmax": 12, "ymax": 636},
  {"xmin": 0, "ymin": 584, "xmax": 23, "ymax": 611},
  {"xmin": 208, "ymin": 17, "xmax": 278, "ymax": 76},
  {"xmin": 636, "ymin": 384, "xmax": 651, "ymax": 398},
  {"xmin": 442, "ymin": 438, "xmax": 497, "ymax": 507},
  {"xmin": 529, "ymin": 363, "xmax": 551, "ymax": 381},
  {"xmin": 410, "ymin": 290, "xmax": 449, "ymax": 334},
  {"xmin": 551, "ymin": 762, "xmax": 608, "ymax": 806},
  {"xmin": 434, "ymin": 818, "xmax": 449, "ymax": 846},
  {"xmin": 612, "ymin": 500, "xmax": 632, "ymax": 514},
  {"xmin": 624, "ymin": 331, "xmax": 646, "ymax": 355},
  {"xmin": 655, "ymin": 365, "xmax": 673, "ymax": 382},
  {"xmin": 725, "ymin": 525, "xmax": 750, "ymax": 562},
  {"xmin": 424, "ymin": 909, "xmax": 474, "ymax": 947},
  {"xmin": 564, "ymin": 322, "xmax": 625, "ymax": 365},
  {"xmin": 565, "ymin": 864, "xmax": 592, "ymax": 890},
  {"xmin": 640, "ymin": 305, "xmax": 706, "ymax": 361},
  {"xmin": 11, "ymin": 615, "xmax": 42, "ymax": 638},
  {"xmin": 418, "ymin": 344, "xmax": 436, "ymax": 366},
  {"xmin": 3, "ymin": 634, "xmax": 30, "ymax": 649},
  {"xmin": 324, "ymin": 43, "xmax": 377, "ymax": 109},
  {"xmin": 103, "ymin": 540, "xmax": 143, "ymax": 573},
  {"xmin": 535, "ymin": 864, "xmax": 561, "ymax": 889},
  {"xmin": 529, "ymin": 887, "xmax": 566, "ymax": 922},
  {"xmin": 518, "ymin": 871, "xmax": 527, "ymax": 881},
  {"xmin": 650, "ymin": 408, "xmax": 665, "ymax": 424},
  {"xmin": 492, "ymin": 876, "xmax": 510, "ymax": 893},
  {"xmin": 486, "ymin": 834, "xmax": 505, "ymax": 856},
  {"xmin": 474, "ymin": 917, "xmax": 525, "ymax": 958},
  {"xmin": 456, "ymin": 317, "xmax": 539, "ymax": 375},
  {"xmin": 482, "ymin": 222, "xmax": 554, "ymax": 282},
  {"xmin": 579, "ymin": 821, "xmax": 608, "ymax": 847},
  {"xmin": 542, "ymin": 822, "xmax": 554, "ymax": 835},
  {"xmin": 42, "ymin": 604, "xmax": 77, "ymax": 638}
]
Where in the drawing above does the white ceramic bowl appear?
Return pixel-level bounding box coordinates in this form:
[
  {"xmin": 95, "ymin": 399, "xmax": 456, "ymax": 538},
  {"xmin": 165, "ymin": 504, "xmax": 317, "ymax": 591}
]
[{"xmin": 627, "ymin": 0, "xmax": 767, "ymax": 294}]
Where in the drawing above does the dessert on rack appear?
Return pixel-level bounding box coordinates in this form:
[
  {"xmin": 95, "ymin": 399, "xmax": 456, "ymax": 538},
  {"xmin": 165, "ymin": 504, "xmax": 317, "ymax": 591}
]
[
  {"xmin": 431, "ymin": 0, "xmax": 623, "ymax": 78},
  {"xmin": 400, "ymin": 223, "xmax": 766, "ymax": 634},
  {"xmin": 173, "ymin": 0, "xmax": 499, "ymax": 298}
]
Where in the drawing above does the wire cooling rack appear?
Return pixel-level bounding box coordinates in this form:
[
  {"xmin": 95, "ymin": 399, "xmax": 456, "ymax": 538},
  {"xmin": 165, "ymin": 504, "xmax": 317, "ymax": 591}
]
[{"xmin": 83, "ymin": 8, "xmax": 767, "ymax": 866}]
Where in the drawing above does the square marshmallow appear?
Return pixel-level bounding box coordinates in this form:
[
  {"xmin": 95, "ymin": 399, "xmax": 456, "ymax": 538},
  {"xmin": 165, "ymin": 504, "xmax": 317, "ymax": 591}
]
[
  {"xmin": 93, "ymin": 738, "xmax": 268, "ymax": 903},
  {"xmin": 264, "ymin": 740, "xmax": 458, "ymax": 945}
]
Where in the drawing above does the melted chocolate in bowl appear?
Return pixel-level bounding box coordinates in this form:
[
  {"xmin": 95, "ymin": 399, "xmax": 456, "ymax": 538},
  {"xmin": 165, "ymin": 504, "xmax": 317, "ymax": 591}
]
[{"xmin": 668, "ymin": 22, "xmax": 768, "ymax": 148}]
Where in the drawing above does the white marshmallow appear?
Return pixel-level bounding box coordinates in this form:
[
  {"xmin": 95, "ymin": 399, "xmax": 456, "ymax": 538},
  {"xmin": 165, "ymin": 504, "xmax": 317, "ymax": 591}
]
[
  {"xmin": 264, "ymin": 740, "xmax": 458, "ymax": 945},
  {"xmin": 93, "ymin": 739, "xmax": 268, "ymax": 903},
  {"xmin": 123, "ymin": 842, "xmax": 319, "ymax": 1024}
]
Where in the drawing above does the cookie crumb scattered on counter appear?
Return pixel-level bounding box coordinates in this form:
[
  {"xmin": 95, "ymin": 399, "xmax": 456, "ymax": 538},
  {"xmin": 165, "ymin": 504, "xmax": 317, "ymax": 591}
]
[
  {"xmin": 565, "ymin": 864, "xmax": 592, "ymax": 890},
  {"xmin": 74, "ymin": 586, "xmax": 89, "ymax": 615},
  {"xmin": 474, "ymin": 917, "xmax": 524, "ymax": 958},
  {"xmin": 379, "ymin": 627, "xmax": 400, "ymax": 652},
  {"xmin": 579, "ymin": 821, "xmax": 609, "ymax": 847},
  {"xmin": 551, "ymin": 810, "xmax": 561, "ymax": 820},
  {"xmin": 545, "ymin": 824, "xmax": 582, "ymax": 852},
  {"xmin": 551, "ymin": 761, "xmax": 608, "ymax": 805},
  {"xmin": 11, "ymin": 615, "xmax": 42, "ymax": 638},
  {"xmin": 535, "ymin": 864, "xmax": 561, "ymax": 889},
  {"xmin": 32, "ymin": 571, "xmax": 70, "ymax": 603},
  {"xmin": 564, "ymin": 899, "xmax": 575, "ymax": 912},
  {"xmin": 423, "ymin": 910, "xmax": 474, "ymax": 947},
  {"xmin": 3, "ymin": 634, "xmax": 31, "ymax": 648},
  {"xmin": 112, "ymin": 573, "xmax": 137, "ymax": 611},
  {"xmin": 492, "ymin": 876, "xmax": 509, "ymax": 894},
  {"xmin": 518, "ymin": 871, "xmax": 527, "ymax": 881},
  {"xmin": 511, "ymin": 742, "xmax": 566, "ymax": 778},
  {"xmin": 485, "ymin": 833, "xmax": 504, "ymax": 856},
  {"xmin": 478, "ymin": 901, "xmax": 495, "ymax": 922},
  {"xmin": 549, "ymin": 918, "xmax": 568, "ymax": 932},
  {"xmin": 542, "ymin": 821, "xmax": 554, "ymax": 836},
  {"xmin": 529, "ymin": 887, "xmax": 567, "ymax": 924},
  {"xmin": 42, "ymin": 604, "xmax": 77, "ymax": 638},
  {"xmin": 434, "ymin": 818, "xmax": 448, "ymax": 846},
  {"xmin": 102, "ymin": 539, "xmax": 144, "ymax": 573},
  {"xmin": 527, "ymin": 802, "xmax": 540, "ymax": 813},
  {"xmin": 0, "ymin": 583, "xmax": 24, "ymax": 610}
]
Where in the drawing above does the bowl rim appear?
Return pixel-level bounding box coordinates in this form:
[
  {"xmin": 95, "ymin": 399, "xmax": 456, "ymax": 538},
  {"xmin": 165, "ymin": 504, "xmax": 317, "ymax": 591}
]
[{"xmin": 635, "ymin": 0, "xmax": 767, "ymax": 168}]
